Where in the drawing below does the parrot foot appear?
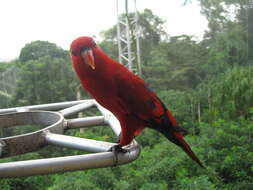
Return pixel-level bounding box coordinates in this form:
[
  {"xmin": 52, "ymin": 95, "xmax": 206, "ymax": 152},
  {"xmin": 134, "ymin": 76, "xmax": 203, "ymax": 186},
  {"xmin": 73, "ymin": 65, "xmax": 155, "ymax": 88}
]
[
  {"xmin": 109, "ymin": 144, "xmax": 127, "ymax": 166},
  {"xmin": 109, "ymin": 144, "xmax": 127, "ymax": 153}
]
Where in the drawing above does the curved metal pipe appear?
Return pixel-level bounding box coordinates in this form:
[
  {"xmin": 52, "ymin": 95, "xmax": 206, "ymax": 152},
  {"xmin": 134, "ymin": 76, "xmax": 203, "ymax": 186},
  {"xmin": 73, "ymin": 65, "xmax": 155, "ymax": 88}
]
[
  {"xmin": 44, "ymin": 132, "xmax": 116, "ymax": 153},
  {"xmin": 0, "ymin": 141, "xmax": 140, "ymax": 178},
  {"xmin": 0, "ymin": 100, "xmax": 87, "ymax": 114}
]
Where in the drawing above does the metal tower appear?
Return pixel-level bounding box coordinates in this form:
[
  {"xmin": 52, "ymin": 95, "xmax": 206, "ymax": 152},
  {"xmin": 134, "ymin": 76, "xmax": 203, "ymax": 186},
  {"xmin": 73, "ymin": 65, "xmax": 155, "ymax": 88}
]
[{"xmin": 116, "ymin": 0, "xmax": 142, "ymax": 76}]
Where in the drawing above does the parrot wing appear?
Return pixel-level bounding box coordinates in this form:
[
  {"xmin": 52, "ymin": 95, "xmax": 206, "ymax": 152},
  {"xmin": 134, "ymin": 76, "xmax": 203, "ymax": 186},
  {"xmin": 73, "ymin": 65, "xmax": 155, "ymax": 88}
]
[
  {"xmin": 114, "ymin": 70, "xmax": 181, "ymax": 129},
  {"xmin": 115, "ymin": 72, "xmax": 164, "ymax": 120}
]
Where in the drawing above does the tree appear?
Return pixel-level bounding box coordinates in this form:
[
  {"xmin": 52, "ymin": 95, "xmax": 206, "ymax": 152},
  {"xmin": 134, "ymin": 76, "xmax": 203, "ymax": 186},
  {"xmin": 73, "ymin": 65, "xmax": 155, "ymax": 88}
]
[
  {"xmin": 13, "ymin": 41, "xmax": 78, "ymax": 105},
  {"xmin": 0, "ymin": 62, "xmax": 19, "ymax": 108},
  {"xmin": 213, "ymin": 66, "xmax": 253, "ymax": 119},
  {"xmin": 19, "ymin": 41, "xmax": 67, "ymax": 62},
  {"xmin": 197, "ymin": 0, "xmax": 253, "ymax": 68},
  {"xmin": 143, "ymin": 35, "xmax": 207, "ymax": 91}
]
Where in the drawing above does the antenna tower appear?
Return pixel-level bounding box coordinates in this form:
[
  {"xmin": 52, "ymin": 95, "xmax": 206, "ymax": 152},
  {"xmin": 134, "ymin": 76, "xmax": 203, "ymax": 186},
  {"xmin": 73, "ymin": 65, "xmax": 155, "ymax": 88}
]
[{"xmin": 116, "ymin": 0, "xmax": 142, "ymax": 76}]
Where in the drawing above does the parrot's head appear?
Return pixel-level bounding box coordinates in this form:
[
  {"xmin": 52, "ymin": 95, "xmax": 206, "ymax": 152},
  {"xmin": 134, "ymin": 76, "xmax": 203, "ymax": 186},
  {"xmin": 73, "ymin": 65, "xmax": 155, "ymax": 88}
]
[{"xmin": 70, "ymin": 36, "xmax": 97, "ymax": 70}]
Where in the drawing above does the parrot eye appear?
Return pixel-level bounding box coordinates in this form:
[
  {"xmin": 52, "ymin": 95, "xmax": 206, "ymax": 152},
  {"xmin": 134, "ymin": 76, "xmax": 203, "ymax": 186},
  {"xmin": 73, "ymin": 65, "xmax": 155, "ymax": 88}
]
[
  {"xmin": 80, "ymin": 47, "xmax": 90, "ymax": 53},
  {"xmin": 80, "ymin": 42, "xmax": 97, "ymax": 53}
]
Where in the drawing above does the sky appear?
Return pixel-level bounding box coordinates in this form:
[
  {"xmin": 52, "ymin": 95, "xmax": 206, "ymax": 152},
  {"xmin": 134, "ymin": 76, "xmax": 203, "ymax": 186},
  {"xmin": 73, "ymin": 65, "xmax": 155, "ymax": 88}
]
[{"xmin": 0, "ymin": 0, "xmax": 208, "ymax": 61}]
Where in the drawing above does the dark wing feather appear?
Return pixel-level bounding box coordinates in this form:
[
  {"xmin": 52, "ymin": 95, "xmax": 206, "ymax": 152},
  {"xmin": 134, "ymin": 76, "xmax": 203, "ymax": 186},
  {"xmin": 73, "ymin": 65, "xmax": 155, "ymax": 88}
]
[
  {"xmin": 115, "ymin": 71, "xmax": 165, "ymax": 121},
  {"xmin": 114, "ymin": 70, "xmax": 186, "ymax": 134}
]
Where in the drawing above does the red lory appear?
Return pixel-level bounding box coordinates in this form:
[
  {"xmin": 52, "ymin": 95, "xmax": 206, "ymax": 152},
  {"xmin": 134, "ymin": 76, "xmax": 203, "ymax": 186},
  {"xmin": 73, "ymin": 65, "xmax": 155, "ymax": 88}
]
[{"xmin": 70, "ymin": 36, "xmax": 203, "ymax": 167}]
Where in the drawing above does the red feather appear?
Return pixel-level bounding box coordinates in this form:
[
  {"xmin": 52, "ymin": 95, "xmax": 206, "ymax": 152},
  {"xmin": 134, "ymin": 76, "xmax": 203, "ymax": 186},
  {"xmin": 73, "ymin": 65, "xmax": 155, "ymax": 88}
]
[{"xmin": 70, "ymin": 36, "xmax": 204, "ymax": 167}]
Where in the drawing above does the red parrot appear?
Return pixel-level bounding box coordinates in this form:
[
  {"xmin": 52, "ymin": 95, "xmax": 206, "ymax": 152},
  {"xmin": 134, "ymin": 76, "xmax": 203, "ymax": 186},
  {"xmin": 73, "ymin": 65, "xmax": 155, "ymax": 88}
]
[{"xmin": 70, "ymin": 36, "xmax": 203, "ymax": 167}]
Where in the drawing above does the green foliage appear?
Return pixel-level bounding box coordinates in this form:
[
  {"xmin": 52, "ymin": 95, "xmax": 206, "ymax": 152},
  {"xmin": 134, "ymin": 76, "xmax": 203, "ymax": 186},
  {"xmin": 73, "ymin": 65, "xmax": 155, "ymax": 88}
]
[
  {"xmin": 200, "ymin": 66, "xmax": 253, "ymax": 120},
  {"xmin": 49, "ymin": 169, "xmax": 117, "ymax": 190},
  {"xmin": 19, "ymin": 41, "xmax": 66, "ymax": 62},
  {"xmin": 198, "ymin": 119, "xmax": 253, "ymax": 189},
  {"xmin": 144, "ymin": 36, "xmax": 207, "ymax": 91},
  {"xmin": 1, "ymin": 124, "xmax": 44, "ymax": 138},
  {"xmin": 0, "ymin": 179, "xmax": 11, "ymax": 190},
  {"xmin": 99, "ymin": 25, "xmax": 119, "ymax": 61},
  {"xmin": 158, "ymin": 90, "xmax": 193, "ymax": 124},
  {"xmin": 198, "ymin": 0, "xmax": 253, "ymax": 71},
  {"xmin": 13, "ymin": 42, "xmax": 78, "ymax": 105},
  {"xmin": 0, "ymin": 62, "xmax": 19, "ymax": 108}
]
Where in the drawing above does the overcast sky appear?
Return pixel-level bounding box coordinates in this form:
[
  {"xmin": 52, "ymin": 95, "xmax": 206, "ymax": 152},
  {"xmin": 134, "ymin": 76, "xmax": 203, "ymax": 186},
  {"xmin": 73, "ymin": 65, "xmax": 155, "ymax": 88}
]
[{"xmin": 0, "ymin": 0, "xmax": 208, "ymax": 61}]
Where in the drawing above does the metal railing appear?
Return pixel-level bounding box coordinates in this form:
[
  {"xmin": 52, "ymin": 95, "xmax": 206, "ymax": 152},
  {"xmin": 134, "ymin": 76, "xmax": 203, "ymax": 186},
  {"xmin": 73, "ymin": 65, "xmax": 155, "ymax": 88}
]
[{"xmin": 0, "ymin": 99, "xmax": 140, "ymax": 178}]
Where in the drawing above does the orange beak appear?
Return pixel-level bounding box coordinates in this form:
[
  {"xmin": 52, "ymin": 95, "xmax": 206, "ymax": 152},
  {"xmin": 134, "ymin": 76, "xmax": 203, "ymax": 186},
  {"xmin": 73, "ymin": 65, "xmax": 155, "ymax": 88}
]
[{"xmin": 81, "ymin": 49, "xmax": 95, "ymax": 70}]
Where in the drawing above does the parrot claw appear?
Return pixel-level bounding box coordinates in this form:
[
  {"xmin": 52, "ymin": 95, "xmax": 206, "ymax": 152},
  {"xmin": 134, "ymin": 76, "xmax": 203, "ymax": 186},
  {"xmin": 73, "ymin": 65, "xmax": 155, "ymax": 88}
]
[
  {"xmin": 109, "ymin": 144, "xmax": 127, "ymax": 153},
  {"xmin": 109, "ymin": 144, "xmax": 127, "ymax": 166}
]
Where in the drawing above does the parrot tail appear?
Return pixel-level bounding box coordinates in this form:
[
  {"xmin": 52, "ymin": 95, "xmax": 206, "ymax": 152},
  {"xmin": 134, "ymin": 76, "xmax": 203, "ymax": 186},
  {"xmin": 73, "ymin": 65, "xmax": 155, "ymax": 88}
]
[
  {"xmin": 173, "ymin": 132, "xmax": 204, "ymax": 168},
  {"xmin": 152, "ymin": 123, "xmax": 204, "ymax": 168},
  {"xmin": 146, "ymin": 102, "xmax": 204, "ymax": 167}
]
